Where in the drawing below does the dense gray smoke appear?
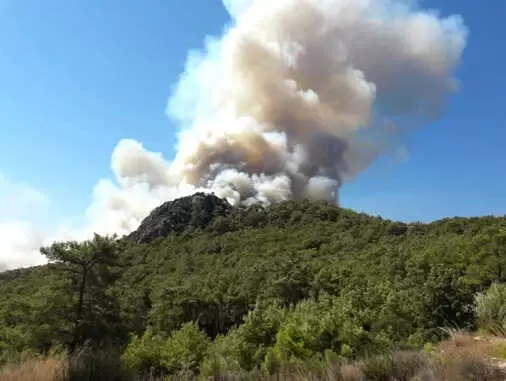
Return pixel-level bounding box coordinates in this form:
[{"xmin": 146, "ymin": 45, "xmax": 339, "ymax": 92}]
[
  {"xmin": 92, "ymin": 0, "xmax": 467, "ymax": 236},
  {"xmin": 0, "ymin": 0, "xmax": 468, "ymax": 269}
]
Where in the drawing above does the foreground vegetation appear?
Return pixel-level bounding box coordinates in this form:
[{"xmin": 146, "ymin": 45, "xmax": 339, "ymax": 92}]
[
  {"xmin": 2, "ymin": 332, "xmax": 506, "ymax": 381},
  {"xmin": 1, "ymin": 195, "xmax": 506, "ymax": 379}
]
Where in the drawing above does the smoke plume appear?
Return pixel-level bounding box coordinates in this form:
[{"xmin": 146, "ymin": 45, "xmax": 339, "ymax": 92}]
[
  {"xmin": 100, "ymin": 0, "xmax": 466, "ymax": 213},
  {"xmin": 85, "ymin": 0, "xmax": 467, "ymax": 236},
  {"xmin": 1, "ymin": 0, "xmax": 468, "ymax": 269}
]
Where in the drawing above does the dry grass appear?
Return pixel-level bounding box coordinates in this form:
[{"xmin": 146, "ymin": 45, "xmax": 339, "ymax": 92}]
[
  {"xmin": 433, "ymin": 358, "xmax": 504, "ymax": 381},
  {"xmin": 427, "ymin": 331, "xmax": 506, "ymax": 381},
  {"xmin": 292, "ymin": 335, "xmax": 506, "ymax": 381},
  {"xmin": 437, "ymin": 330, "xmax": 506, "ymax": 365},
  {"xmin": 0, "ymin": 356, "xmax": 65, "ymax": 381},
  {"xmin": 437, "ymin": 331, "xmax": 496, "ymax": 359}
]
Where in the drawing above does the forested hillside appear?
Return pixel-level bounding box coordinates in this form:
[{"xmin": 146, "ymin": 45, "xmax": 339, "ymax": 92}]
[{"xmin": 1, "ymin": 193, "xmax": 506, "ymax": 378}]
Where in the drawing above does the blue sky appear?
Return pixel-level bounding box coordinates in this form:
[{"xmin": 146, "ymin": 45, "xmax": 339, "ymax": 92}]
[{"xmin": 0, "ymin": 0, "xmax": 504, "ymax": 230}]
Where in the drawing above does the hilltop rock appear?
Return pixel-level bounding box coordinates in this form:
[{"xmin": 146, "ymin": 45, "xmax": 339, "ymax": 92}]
[{"xmin": 128, "ymin": 192, "xmax": 233, "ymax": 244}]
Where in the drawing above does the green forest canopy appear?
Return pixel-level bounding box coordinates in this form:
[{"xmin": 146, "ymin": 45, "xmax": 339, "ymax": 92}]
[{"xmin": 1, "ymin": 193, "xmax": 505, "ymax": 375}]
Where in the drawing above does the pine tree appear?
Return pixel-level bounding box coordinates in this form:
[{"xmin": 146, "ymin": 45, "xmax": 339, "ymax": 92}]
[{"xmin": 41, "ymin": 234, "xmax": 123, "ymax": 353}]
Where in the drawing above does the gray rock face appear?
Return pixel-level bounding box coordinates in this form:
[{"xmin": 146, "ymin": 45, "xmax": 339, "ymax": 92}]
[{"xmin": 128, "ymin": 193, "xmax": 233, "ymax": 244}]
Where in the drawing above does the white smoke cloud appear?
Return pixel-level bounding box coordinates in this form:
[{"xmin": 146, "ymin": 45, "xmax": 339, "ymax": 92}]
[
  {"xmin": 0, "ymin": 173, "xmax": 50, "ymax": 220},
  {"xmin": 161, "ymin": 0, "xmax": 467, "ymax": 206},
  {"xmin": 0, "ymin": 0, "xmax": 468, "ymax": 270},
  {"xmin": 0, "ymin": 174, "xmax": 51, "ymax": 270},
  {"xmin": 0, "ymin": 222, "xmax": 48, "ymax": 270}
]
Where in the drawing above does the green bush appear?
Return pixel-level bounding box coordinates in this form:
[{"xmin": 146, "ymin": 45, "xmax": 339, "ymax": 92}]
[
  {"xmin": 199, "ymin": 302, "xmax": 286, "ymax": 377},
  {"xmin": 163, "ymin": 322, "xmax": 210, "ymax": 376},
  {"xmin": 231, "ymin": 303, "xmax": 286, "ymax": 370},
  {"xmin": 122, "ymin": 328, "xmax": 166, "ymax": 376},
  {"xmin": 266, "ymin": 295, "xmax": 371, "ymax": 369},
  {"xmin": 200, "ymin": 332, "xmax": 243, "ymax": 379},
  {"xmin": 475, "ymin": 283, "xmax": 506, "ymax": 335},
  {"xmin": 122, "ymin": 322, "xmax": 209, "ymax": 377}
]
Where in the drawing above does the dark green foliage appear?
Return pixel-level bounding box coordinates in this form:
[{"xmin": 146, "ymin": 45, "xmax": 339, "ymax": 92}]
[
  {"xmin": 1, "ymin": 195, "xmax": 506, "ymax": 375},
  {"xmin": 475, "ymin": 282, "xmax": 506, "ymax": 335},
  {"xmin": 40, "ymin": 234, "xmax": 126, "ymax": 353},
  {"xmin": 122, "ymin": 322, "xmax": 209, "ymax": 377}
]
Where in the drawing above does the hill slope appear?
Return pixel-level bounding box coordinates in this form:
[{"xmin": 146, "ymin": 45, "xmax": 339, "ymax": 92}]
[{"xmin": 1, "ymin": 195, "xmax": 505, "ymax": 375}]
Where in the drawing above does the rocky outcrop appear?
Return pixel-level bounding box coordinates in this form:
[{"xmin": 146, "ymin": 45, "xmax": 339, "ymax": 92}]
[{"xmin": 128, "ymin": 193, "xmax": 233, "ymax": 244}]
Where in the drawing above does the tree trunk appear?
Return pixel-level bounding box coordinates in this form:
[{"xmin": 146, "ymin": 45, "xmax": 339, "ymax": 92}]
[{"xmin": 69, "ymin": 267, "xmax": 88, "ymax": 354}]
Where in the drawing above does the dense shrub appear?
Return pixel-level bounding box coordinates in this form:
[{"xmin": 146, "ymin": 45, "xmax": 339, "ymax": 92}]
[
  {"xmin": 475, "ymin": 283, "xmax": 506, "ymax": 335},
  {"xmin": 163, "ymin": 322, "xmax": 210, "ymax": 376},
  {"xmin": 122, "ymin": 328, "xmax": 166, "ymax": 376},
  {"xmin": 266, "ymin": 295, "xmax": 374, "ymax": 369},
  {"xmin": 122, "ymin": 322, "xmax": 209, "ymax": 377}
]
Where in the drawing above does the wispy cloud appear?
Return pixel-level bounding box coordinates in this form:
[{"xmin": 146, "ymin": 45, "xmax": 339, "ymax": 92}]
[
  {"xmin": 0, "ymin": 173, "xmax": 50, "ymax": 222},
  {"xmin": 0, "ymin": 173, "xmax": 50, "ymax": 269}
]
